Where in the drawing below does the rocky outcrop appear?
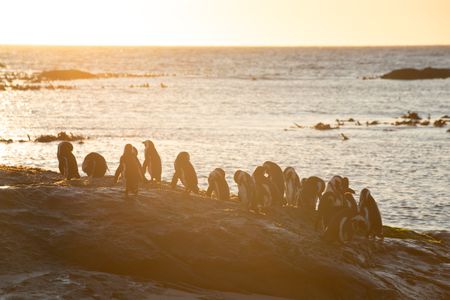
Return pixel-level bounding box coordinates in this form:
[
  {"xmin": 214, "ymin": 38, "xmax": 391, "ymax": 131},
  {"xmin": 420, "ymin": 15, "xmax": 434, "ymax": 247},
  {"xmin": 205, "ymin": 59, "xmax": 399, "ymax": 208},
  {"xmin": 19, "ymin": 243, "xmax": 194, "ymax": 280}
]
[
  {"xmin": 381, "ymin": 67, "xmax": 450, "ymax": 80},
  {"xmin": 0, "ymin": 166, "xmax": 449, "ymax": 299},
  {"xmin": 37, "ymin": 69, "xmax": 97, "ymax": 81}
]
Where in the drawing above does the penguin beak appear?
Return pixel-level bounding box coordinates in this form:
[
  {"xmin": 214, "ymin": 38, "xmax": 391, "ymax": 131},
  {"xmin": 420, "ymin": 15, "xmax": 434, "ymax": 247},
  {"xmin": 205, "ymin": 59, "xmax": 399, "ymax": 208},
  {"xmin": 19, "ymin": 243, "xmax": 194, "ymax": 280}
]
[{"xmin": 345, "ymin": 188, "xmax": 356, "ymax": 194}]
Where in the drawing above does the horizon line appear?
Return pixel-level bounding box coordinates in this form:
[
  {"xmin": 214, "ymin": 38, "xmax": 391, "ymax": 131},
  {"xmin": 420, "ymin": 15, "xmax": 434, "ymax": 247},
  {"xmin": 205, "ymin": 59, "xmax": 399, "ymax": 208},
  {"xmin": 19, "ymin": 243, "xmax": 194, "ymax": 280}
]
[{"xmin": 1, "ymin": 43, "xmax": 450, "ymax": 48}]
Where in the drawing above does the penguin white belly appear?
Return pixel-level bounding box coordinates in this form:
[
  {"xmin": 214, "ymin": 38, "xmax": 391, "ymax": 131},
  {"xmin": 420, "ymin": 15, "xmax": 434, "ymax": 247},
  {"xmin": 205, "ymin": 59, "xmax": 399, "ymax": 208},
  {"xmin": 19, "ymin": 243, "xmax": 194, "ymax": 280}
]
[
  {"xmin": 286, "ymin": 180, "xmax": 294, "ymax": 205},
  {"xmin": 180, "ymin": 169, "xmax": 187, "ymax": 186},
  {"xmin": 214, "ymin": 181, "xmax": 220, "ymax": 199},
  {"xmin": 339, "ymin": 216, "xmax": 348, "ymax": 242}
]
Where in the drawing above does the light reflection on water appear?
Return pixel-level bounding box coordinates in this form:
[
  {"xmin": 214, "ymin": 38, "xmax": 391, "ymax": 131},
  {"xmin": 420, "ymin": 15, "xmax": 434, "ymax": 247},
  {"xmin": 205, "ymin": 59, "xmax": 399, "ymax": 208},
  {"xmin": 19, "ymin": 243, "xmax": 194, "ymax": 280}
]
[{"xmin": 0, "ymin": 46, "xmax": 449, "ymax": 230}]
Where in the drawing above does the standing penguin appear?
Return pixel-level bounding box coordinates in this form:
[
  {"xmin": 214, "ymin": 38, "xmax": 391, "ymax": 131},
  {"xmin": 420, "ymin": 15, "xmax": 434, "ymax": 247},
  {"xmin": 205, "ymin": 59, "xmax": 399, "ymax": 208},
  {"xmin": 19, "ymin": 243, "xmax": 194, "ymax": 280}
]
[
  {"xmin": 57, "ymin": 141, "xmax": 80, "ymax": 180},
  {"xmin": 171, "ymin": 152, "xmax": 199, "ymax": 193},
  {"xmin": 252, "ymin": 166, "xmax": 273, "ymax": 209},
  {"xmin": 114, "ymin": 144, "xmax": 145, "ymax": 198},
  {"xmin": 299, "ymin": 176, "xmax": 325, "ymax": 211},
  {"xmin": 82, "ymin": 152, "xmax": 108, "ymax": 178},
  {"xmin": 283, "ymin": 166, "xmax": 301, "ymax": 207},
  {"xmin": 263, "ymin": 161, "xmax": 285, "ymax": 205},
  {"xmin": 206, "ymin": 168, "xmax": 230, "ymax": 201},
  {"xmin": 142, "ymin": 140, "xmax": 162, "ymax": 183},
  {"xmin": 234, "ymin": 170, "xmax": 257, "ymax": 210},
  {"xmin": 359, "ymin": 188, "xmax": 383, "ymax": 239}
]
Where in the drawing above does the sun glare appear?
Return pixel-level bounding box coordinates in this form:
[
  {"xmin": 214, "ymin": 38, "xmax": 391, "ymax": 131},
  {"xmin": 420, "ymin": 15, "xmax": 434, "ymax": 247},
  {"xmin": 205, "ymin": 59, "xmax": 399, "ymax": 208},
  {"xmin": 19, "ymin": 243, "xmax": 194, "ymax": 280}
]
[{"xmin": 0, "ymin": 0, "xmax": 449, "ymax": 46}]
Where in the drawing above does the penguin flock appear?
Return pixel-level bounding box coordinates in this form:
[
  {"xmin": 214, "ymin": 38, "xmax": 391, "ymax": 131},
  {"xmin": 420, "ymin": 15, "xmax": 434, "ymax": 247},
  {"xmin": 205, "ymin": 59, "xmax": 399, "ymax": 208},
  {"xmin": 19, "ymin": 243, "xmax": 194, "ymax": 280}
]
[{"xmin": 57, "ymin": 140, "xmax": 383, "ymax": 243}]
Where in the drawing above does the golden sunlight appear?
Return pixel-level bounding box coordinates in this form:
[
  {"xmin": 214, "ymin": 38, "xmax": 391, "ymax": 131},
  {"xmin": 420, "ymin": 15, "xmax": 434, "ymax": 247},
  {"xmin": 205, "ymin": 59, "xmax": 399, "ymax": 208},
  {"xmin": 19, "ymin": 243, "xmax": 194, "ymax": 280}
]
[{"xmin": 1, "ymin": 0, "xmax": 449, "ymax": 46}]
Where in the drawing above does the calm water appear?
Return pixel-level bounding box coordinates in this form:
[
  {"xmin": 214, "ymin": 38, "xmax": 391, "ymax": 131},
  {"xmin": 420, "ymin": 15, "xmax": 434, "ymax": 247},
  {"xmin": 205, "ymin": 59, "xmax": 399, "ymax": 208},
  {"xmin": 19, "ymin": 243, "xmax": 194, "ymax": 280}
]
[{"xmin": 1, "ymin": 46, "xmax": 449, "ymax": 230}]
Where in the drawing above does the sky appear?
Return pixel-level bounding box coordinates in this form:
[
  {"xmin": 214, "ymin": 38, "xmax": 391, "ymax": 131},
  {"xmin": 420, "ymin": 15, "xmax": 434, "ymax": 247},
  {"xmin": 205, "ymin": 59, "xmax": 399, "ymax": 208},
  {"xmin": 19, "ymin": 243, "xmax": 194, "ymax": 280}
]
[{"xmin": 1, "ymin": 0, "xmax": 450, "ymax": 46}]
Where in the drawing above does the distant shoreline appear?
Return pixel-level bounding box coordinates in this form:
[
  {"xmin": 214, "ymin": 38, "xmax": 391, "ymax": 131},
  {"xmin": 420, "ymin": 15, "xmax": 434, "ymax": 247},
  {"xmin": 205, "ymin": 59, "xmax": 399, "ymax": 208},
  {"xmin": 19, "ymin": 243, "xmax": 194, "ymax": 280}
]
[{"xmin": 1, "ymin": 44, "xmax": 450, "ymax": 49}]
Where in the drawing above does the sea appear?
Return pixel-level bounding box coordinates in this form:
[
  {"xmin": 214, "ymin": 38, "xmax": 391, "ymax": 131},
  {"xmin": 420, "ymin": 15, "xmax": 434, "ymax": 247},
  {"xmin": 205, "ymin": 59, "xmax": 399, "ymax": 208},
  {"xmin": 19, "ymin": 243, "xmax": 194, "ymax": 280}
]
[{"xmin": 1, "ymin": 45, "xmax": 449, "ymax": 231}]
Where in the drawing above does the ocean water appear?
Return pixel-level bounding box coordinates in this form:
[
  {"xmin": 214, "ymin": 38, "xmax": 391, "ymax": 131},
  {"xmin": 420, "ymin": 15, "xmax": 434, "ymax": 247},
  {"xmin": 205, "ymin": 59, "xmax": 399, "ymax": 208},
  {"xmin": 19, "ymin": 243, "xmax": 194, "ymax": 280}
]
[{"xmin": 1, "ymin": 45, "xmax": 449, "ymax": 231}]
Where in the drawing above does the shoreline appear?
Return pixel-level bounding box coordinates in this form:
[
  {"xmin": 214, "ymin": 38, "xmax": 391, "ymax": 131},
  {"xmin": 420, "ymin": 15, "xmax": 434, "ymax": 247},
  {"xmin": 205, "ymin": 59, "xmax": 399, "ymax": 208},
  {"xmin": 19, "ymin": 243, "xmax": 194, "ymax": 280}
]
[{"xmin": 0, "ymin": 164, "xmax": 449, "ymax": 299}]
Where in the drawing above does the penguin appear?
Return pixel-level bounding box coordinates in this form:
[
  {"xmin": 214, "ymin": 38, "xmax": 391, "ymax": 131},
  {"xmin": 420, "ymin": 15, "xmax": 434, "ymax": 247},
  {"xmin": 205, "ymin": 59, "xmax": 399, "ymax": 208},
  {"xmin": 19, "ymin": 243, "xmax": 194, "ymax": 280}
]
[
  {"xmin": 299, "ymin": 176, "xmax": 325, "ymax": 211},
  {"xmin": 283, "ymin": 167, "xmax": 301, "ymax": 207},
  {"xmin": 325, "ymin": 175, "xmax": 347, "ymax": 206},
  {"xmin": 234, "ymin": 170, "xmax": 257, "ymax": 210},
  {"xmin": 142, "ymin": 140, "xmax": 162, "ymax": 183},
  {"xmin": 252, "ymin": 166, "xmax": 273, "ymax": 209},
  {"xmin": 263, "ymin": 161, "xmax": 285, "ymax": 205},
  {"xmin": 206, "ymin": 168, "xmax": 230, "ymax": 201},
  {"xmin": 316, "ymin": 191, "xmax": 340, "ymax": 231},
  {"xmin": 322, "ymin": 208, "xmax": 356, "ymax": 243},
  {"xmin": 82, "ymin": 152, "xmax": 108, "ymax": 178},
  {"xmin": 57, "ymin": 141, "xmax": 80, "ymax": 180},
  {"xmin": 359, "ymin": 188, "xmax": 383, "ymax": 239},
  {"xmin": 114, "ymin": 144, "xmax": 144, "ymax": 197},
  {"xmin": 171, "ymin": 152, "xmax": 199, "ymax": 193}
]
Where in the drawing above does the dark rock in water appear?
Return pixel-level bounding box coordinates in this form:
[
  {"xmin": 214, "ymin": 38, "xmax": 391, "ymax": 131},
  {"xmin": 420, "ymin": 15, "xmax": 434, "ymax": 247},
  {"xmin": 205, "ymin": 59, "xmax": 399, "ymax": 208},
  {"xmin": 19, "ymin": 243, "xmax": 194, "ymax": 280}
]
[
  {"xmin": 434, "ymin": 119, "xmax": 447, "ymax": 128},
  {"xmin": 0, "ymin": 138, "xmax": 13, "ymax": 144},
  {"xmin": 394, "ymin": 120, "xmax": 419, "ymax": 126},
  {"xmin": 0, "ymin": 62, "xmax": 6, "ymax": 68},
  {"xmin": 381, "ymin": 67, "xmax": 450, "ymax": 80},
  {"xmin": 366, "ymin": 120, "xmax": 380, "ymax": 126},
  {"xmin": 314, "ymin": 122, "xmax": 337, "ymax": 130},
  {"xmin": 420, "ymin": 120, "xmax": 430, "ymax": 126},
  {"xmin": 401, "ymin": 111, "xmax": 421, "ymax": 120},
  {"xmin": 38, "ymin": 69, "xmax": 97, "ymax": 81},
  {"xmin": 35, "ymin": 131, "xmax": 86, "ymax": 143},
  {"xmin": 441, "ymin": 115, "xmax": 450, "ymax": 119},
  {"xmin": 447, "ymin": 128, "xmax": 450, "ymax": 132}
]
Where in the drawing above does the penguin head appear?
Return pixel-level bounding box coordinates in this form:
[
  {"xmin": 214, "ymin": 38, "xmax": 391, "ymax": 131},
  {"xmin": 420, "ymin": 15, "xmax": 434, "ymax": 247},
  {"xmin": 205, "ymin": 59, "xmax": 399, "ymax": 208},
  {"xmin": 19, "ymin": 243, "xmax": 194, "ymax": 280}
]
[
  {"xmin": 214, "ymin": 168, "xmax": 225, "ymax": 178},
  {"xmin": 283, "ymin": 167, "xmax": 293, "ymax": 180},
  {"xmin": 58, "ymin": 141, "xmax": 74, "ymax": 155},
  {"xmin": 252, "ymin": 166, "xmax": 267, "ymax": 183},
  {"xmin": 176, "ymin": 151, "xmax": 190, "ymax": 164},
  {"xmin": 142, "ymin": 140, "xmax": 155, "ymax": 149},
  {"xmin": 342, "ymin": 177, "xmax": 355, "ymax": 194},
  {"xmin": 359, "ymin": 188, "xmax": 371, "ymax": 205},
  {"xmin": 234, "ymin": 170, "xmax": 242, "ymax": 183},
  {"xmin": 123, "ymin": 144, "xmax": 134, "ymax": 155}
]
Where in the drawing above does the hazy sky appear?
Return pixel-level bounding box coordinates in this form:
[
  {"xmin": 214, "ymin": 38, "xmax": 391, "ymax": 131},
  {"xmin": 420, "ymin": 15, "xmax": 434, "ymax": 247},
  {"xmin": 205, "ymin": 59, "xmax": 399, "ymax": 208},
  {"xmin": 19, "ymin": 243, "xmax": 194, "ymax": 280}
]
[{"xmin": 2, "ymin": 0, "xmax": 450, "ymax": 46}]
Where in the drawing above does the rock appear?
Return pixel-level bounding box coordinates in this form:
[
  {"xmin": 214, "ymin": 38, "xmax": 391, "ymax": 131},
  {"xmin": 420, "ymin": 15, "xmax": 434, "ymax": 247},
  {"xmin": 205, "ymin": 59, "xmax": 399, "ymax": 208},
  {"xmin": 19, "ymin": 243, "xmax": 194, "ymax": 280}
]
[
  {"xmin": 394, "ymin": 120, "xmax": 419, "ymax": 126},
  {"xmin": 37, "ymin": 69, "xmax": 97, "ymax": 81},
  {"xmin": 314, "ymin": 122, "xmax": 338, "ymax": 130},
  {"xmin": 401, "ymin": 111, "xmax": 422, "ymax": 120},
  {"xmin": 0, "ymin": 166, "xmax": 449, "ymax": 299},
  {"xmin": 367, "ymin": 120, "xmax": 380, "ymax": 126},
  {"xmin": 381, "ymin": 67, "xmax": 450, "ymax": 80},
  {"xmin": 0, "ymin": 62, "xmax": 6, "ymax": 68},
  {"xmin": 434, "ymin": 119, "xmax": 447, "ymax": 128},
  {"xmin": 0, "ymin": 138, "xmax": 13, "ymax": 144},
  {"xmin": 35, "ymin": 131, "xmax": 86, "ymax": 143}
]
